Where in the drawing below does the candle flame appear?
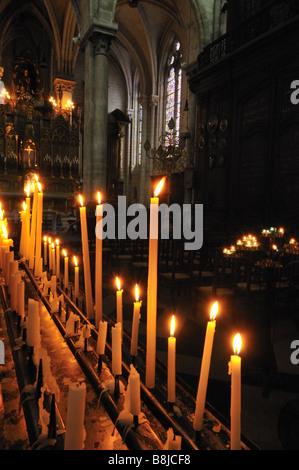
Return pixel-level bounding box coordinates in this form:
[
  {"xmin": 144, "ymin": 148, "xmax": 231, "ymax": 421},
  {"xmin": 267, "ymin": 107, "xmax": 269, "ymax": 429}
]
[
  {"xmin": 22, "ymin": 201, "xmax": 27, "ymax": 211},
  {"xmin": 51, "ymin": 242, "xmax": 55, "ymax": 249},
  {"xmin": 170, "ymin": 315, "xmax": 176, "ymax": 337},
  {"xmin": 73, "ymin": 256, "xmax": 78, "ymax": 266},
  {"xmin": 78, "ymin": 194, "xmax": 84, "ymax": 207},
  {"xmin": 233, "ymin": 333, "xmax": 242, "ymax": 355},
  {"xmin": 154, "ymin": 177, "xmax": 166, "ymax": 197},
  {"xmin": 135, "ymin": 284, "xmax": 139, "ymax": 302},
  {"xmin": 2, "ymin": 222, "xmax": 7, "ymax": 239},
  {"xmin": 38, "ymin": 182, "xmax": 42, "ymax": 192},
  {"xmin": 34, "ymin": 174, "xmax": 38, "ymax": 182},
  {"xmin": 210, "ymin": 301, "xmax": 218, "ymax": 321},
  {"xmin": 44, "ymin": 236, "xmax": 47, "ymax": 242},
  {"xmin": 55, "ymin": 238, "xmax": 59, "ymax": 246},
  {"xmin": 116, "ymin": 276, "xmax": 121, "ymax": 291},
  {"xmin": 63, "ymin": 249, "xmax": 67, "ymax": 257},
  {"xmin": 48, "ymin": 237, "xmax": 51, "ymax": 244},
  {"xmin": 97, "ymin": 191, "xmax": 102, "ymax": 205},
  {"xmin": 25, "ymin": 185, "xmax": 30, "ymax": 197}
]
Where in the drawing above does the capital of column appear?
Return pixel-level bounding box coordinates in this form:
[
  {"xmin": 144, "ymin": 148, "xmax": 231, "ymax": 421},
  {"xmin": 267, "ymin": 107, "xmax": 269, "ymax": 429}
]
[{"xmin": 91, "ymin": 31, "xmax": 113, "ymax": 56}]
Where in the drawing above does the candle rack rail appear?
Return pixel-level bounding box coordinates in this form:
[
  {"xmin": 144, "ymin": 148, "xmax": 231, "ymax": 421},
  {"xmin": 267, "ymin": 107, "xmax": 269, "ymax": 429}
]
[{"xmin": 4, "ymin": 257, "xmax": 259, "ymax": 451}]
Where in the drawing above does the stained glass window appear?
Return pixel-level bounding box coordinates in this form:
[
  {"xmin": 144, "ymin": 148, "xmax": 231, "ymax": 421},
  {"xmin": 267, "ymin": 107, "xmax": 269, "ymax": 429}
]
[{"xmin": 165, "ymin": 41, "xmax": 182, "ymax": 144}]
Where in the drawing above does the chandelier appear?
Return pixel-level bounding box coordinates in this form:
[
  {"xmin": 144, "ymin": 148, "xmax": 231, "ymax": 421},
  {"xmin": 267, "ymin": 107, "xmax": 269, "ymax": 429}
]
[{"xmin": 144, "ymin": 118, "xmax": 188, "ymax": 175}]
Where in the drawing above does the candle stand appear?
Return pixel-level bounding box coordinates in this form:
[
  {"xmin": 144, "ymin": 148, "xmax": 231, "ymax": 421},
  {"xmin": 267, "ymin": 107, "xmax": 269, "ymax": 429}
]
[{"xmin": 0, "ymin": 255, "xmax": 259, "ymax": 451}]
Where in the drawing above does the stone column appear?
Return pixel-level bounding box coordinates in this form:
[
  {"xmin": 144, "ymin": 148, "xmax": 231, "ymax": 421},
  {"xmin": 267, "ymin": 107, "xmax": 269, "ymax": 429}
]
[{"xmin": 82, "ymin": 28, "xmax": 115, "ymax": 203}]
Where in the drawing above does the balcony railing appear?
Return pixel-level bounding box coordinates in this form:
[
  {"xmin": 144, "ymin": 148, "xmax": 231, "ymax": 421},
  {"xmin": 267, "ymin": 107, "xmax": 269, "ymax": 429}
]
[{"xmin": 197, "ymin": 0, "xmax": 299, "ymax": 69}]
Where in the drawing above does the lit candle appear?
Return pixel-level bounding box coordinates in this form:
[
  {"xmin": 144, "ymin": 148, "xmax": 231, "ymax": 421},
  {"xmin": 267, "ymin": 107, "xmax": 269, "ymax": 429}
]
[
  {"xmin": 115, "ymin": 276, "xmax": 123, "ymax": 326},
  {"xmin": 146, "ymin": 176, "xmax": 166, "ymax": 388},
  {"xmin": 43, "ymin": 236, "xmax": 48, "ymax": 267},
  {"xmin": 95, "ymin": 192, "xmax": 103, "ymax": 326},
  {"xmin": 64, "ymin": 382, "xmax": 86, "ymax": 450},
  {"xmin": 74, "ymin": 256, "xmax": 79, "ymax": 299},
  {"xmin": 51, "ymin": 242, "xmax": 56, "ymax": 274},
  {"xmin": 111, "ymin": 322, "xmax": 122, "ymax": 376},
  {"xmin": 19, "ymin": 202, "xmax": 27, "ymax": 257},
  {"xmin": 28, "ymin": 175, "xmax": 39, "ymax": 269},
  {"xmin": 25, "ymin": 185, "xmax": 31, "ymax": 260},
  {"xmin": 130, "ymin": 284, "xmax": 142, "ymax": 357},
  {"xmin": 34, "ymin": 182, "xmax": 43, "ymax": 276},
  {"xmin": 167, "ymin": 315, "xmax": 176, "ymax": 403},
  {"xmin": 193, "ymin": 301, "xmax": 218, "ymax": 431},
  {"xmin": 78, "ymin": 195, "xmax": 93, "ymax": 319},
  {"xmin": 128, "ymin": 364, "xmax": 141, "ymax": 417},
  {"xmin": 48, "ymin": 237, "xmax": 52, "ymax": 271},
  {"xmin": 55, "ymin": 238, "xmax": 60, "ymax": 279},
  {"xmin": 229, "ymin": 333, "xmax": 242, "ymax": 450},
  {"xmin": 63, "ymin": 249, "xmax": 69, "ymax": 290}
]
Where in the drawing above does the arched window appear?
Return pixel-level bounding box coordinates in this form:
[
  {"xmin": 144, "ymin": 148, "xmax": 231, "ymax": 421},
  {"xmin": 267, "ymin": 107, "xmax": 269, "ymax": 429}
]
[{"xmin": 165, "ymin": 41, "xmax": 182, "ymax": 143}]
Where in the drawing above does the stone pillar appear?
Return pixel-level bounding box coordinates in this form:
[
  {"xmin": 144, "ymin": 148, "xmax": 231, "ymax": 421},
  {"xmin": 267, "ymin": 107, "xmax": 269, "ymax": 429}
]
[{"xmin": 83, "ymin": 39, "xmax": 95, "ymax": 203}]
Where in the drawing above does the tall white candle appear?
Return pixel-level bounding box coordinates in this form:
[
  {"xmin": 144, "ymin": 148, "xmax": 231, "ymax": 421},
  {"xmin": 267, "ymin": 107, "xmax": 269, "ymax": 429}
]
[
  {"xmin": 10, "ymin": 272, "xmax": 22, "ymax": 311},
  {"xmin": 28, "ymin": 176, "xmax": 38, "ymax": 269},
  {"xmin": 64, "ymin": 382, "xmax": 86, "ymax": 450},
  {"xmin": 112, "ymin": 322, "xmax": 122, "ymax": 376},
  {"xmin": 116, "ymin": 276, "xmax": 123, "ymax": 326},
  {"xmin": 74, "ymin": 256, "xmax": 79, "ymax": 299},
  {"xmin": 55, "ymin": 239, "xmax": 60, "ymax": 279},
  {"xmin": 48, "ymin": 237, "xmax": 52, "ymax": 271},
  {"xmin": 34, "ymin": 183, "xmax": 43, "ymax": 276},
  {"xmin": 229, "ymin": 333, "xmax": 242, "ymax": 450},
  {"xmin": 63, "ymin": 250, "xmax": 69, "ymax": 290},
  {"xmin": 95, "ymin": 192, "xmax": 103, "ymax": 326},
  {"xmin": 51, "ymin": 242, "xmax": 56, "ymax": 274},
  {"xmin": 78, "ymin": 195, "xmax": 93, "ymax": 319},
  {"xmin": 43, "ymin": 236, "xmax": 48, "ymax": 267},
  {"xmin": 96, "ymin": 320, "xmax": 107, "ymax": 355},
  {"xmin": 25, "ymin": 186, "xmax": 31, "ymax": 260},
  {"xmin": 128, "ymin": 364, "xmax": 141, "ymax": 416},
  {"xmin": 165, "ymin": 428, "xmax": 182, "ymax": 450},
  {"xmin": 146, "ymin": 177, "xmax": 165, "ymax": 388},
  {"xmin": 167, "ymin": 315, "xmax": 176, "ymax": 403},
  {"xmin": 193, "ymin": 301, "xmax": 218, "ymax": 431},
  {"xmin": 130, "ymin": 284, "xmax": 142, "ymax": 357}
]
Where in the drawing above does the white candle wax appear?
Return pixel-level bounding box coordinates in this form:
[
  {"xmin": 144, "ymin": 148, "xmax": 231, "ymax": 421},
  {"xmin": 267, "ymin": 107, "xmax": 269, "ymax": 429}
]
[
  {"xmin": 96, "ymin": 320, "xmax": 107, "ymax": 355},
  {"xmin": 112, "ymin": 322, "xmax": 122, "ymax": 376},
  {"xmin": 43, "ymin": 238, "xmax": 48, "ymax": 267},
  {"xmin": 130, "ymin": 292, "xmax": 141, "ymax": 357},
  {"xmin": 230, "ymin": 334, "xmax": 242, "ymax": 450},
  {"xmin": 146, "ymin": 196, "xmax": 159, "ymax": 388},
  {"xmin": 5, "ymin": 251, "xmax": 14, "ymax": 287},
  {"xmin": 10, "ymin": 272, "xmax": 22, "ymax": 311},
  {"xmin": 79, "ymin": 198, "xmax": 93, "ymax": 319},
  {"xmin": 95, "ymin": 196, "xmax": 103, "ymax": 326},
  {"xmin": 8, "ymin": 259, "xmax": 18, "ymax": 292},
  {"xmin": 193, "ymin": 301, "xmax": 218, "ymax": 431},
  {"xmin": 35, "ymin": 188, "xmax": 43, "ymax": 272},
  {"xmin": 165, "ymin": 428, "xmax": 182, "ymax": 450},
  {"xmin": 74, "ymin": 262, "xmax": 79, "ymax": 299},
  {"xmin": 64, "ymin": 254, "xmax": 69, "ymax": 289},
  {"xmin": 167, "ymin": 315, "xmax": 176, "ymax": 403},
  {"xmin": 64, "ymin": 382, "xmax": 86, "ymax": 450},
  {"xmin": 129, "ymin": 364, "xmax": 141, "ymax": 416},
  {"xmin": 55, "ymin": 241, "xmax": 60, "ymax": 279},
  {"xmin": 28, "ymin": 181, "xmax": 38, "ymax": 269},
  {"xmin": 51, "ymin": 275, "xmax": 57, "ymax": 297}
]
